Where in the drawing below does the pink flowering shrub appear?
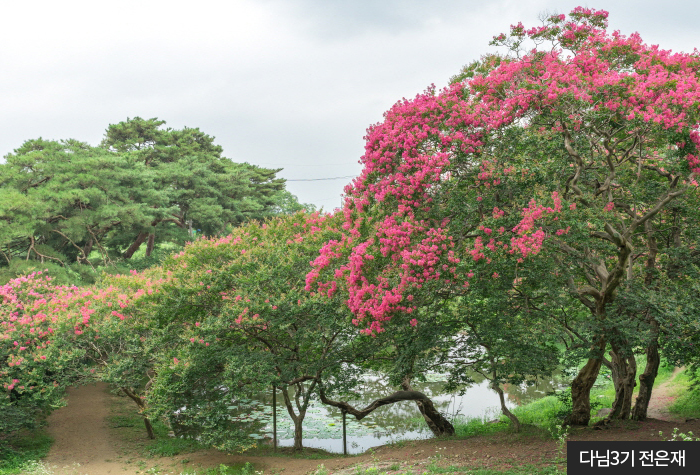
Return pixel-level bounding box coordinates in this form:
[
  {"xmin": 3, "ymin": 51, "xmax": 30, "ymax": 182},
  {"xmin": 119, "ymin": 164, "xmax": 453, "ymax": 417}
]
[
  {"xmin": 307, "ymin": 7, "xmax": 700, "ymax": 335},
  {"xmin": 1, "ymin": 267, "xmax": 168, "ymax": 435}
]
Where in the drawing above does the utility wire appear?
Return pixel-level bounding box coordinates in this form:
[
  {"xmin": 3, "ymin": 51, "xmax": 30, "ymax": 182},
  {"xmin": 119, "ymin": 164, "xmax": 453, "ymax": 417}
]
[{"xmin": 286, "ymin": 175, "xmax": 357, "ymax": 182}]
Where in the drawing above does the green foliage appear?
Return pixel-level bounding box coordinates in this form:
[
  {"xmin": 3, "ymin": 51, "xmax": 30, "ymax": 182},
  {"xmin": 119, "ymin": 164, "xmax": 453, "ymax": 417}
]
[
  {"xmin": 145, "ymin": 213, "xmax": 359, "ymax": 451},
  {"xmin": 0, "ymin": 117, "xmax": 289, "ymax": 283},
  {"xmin": 0, "ymin": 138, "xmax": 155, "ymax": 277},
  {"xmin": 659, "ymin": 428, "xmax": 700, "ymax": 442},
  {"xmin": 101, "ymin": 116, "xmax": 285, "ymax": 239},
  {"xmin": 0, "ymin": 430, "xmax": 53, "ymax": 475},
  {"xmin": 0, "ymin": 258, "xmax": 96, "ymax": 286},
  {"xmin": 269, "ymin": 189, "xmax": 316, "ymax": 215}
]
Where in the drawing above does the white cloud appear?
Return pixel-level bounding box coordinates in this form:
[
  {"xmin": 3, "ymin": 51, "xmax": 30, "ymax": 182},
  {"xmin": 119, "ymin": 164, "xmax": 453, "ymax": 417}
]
[{"xmin": 1, "ymin": 0, "xmax": 699, "ymax": 208}]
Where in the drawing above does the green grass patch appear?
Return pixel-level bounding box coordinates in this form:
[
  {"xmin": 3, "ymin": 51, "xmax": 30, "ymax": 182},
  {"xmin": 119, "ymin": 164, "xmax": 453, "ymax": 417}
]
[
  {"xmin": 0, "ymin": 430, "xmax": 53, "ymax": 475},
  {"xmin": 178, "ymin": 462, "xmax": 259, "ymax": 475},
  {"xmin": 108, "ymin": 394, "xmax": 206, "ymax": 458},
  {"xmin": 146, "ymin": 423, "xmax": 207, "ymax": 457},
  {"xmin": 238, "ymin": 445, "xmax": 341, "ymax": 460},
  {"xmin": 345, "ymin": 463, "xmax": 562, "ymax": 475},
  {"xmin": 452, "ymin": 417, "xmax": 511, "ymax": 439},
  {"xmin": 449, "ymin": 392, "xmax": 573, "ymax": 440},
  {"xmin": 424, "ymin": 465, "xmax": 561, "ymax": 475},
  {"xmin": 448, "ymin": 361, "xmax": 685, "ymax": 441},
  {"xmin": 513, "ymin": 394, "xmax": 567, "ymax": 427},
  {"xmin": 669, "ymin": 369, "xmax": 700, "ymax": 419}
]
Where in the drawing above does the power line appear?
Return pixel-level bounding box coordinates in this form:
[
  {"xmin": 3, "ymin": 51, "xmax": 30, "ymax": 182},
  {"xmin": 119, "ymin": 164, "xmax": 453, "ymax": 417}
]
[
  {"xmin": 286, "ymin": 175, "xmax": 357, "ymax": 182},
  {"xmin": 259, "ymin": 162, "xmax": 359, "ymax": 167}
]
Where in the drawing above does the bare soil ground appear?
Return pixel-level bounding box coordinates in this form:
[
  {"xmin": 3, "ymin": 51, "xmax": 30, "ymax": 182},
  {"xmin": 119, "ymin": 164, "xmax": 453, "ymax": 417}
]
[
  {"xmin": 40, "ymin": 376, "xmax": 699, "ymax": 475},
  {"xmin": 43, "ymin": 383, "xmax": 133, "ymax": 475}
]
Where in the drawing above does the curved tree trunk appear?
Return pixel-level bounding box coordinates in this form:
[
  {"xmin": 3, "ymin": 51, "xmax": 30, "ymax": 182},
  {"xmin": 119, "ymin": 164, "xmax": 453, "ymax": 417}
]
[
  {"xmin": 632, "ymin": 221, "xmax": 661, "ymax": 421},
  {"xmin": 123, "ymin": 232, "xmax": 148, "ymax": 259},
  {"xmin": 320, "ymin": 382, "xmax": 454, "ymax": 436},
  {"xmin": 632, "ymin": 318, "xmax": 660, "ymax": 421},
  {"xmin": 121, "ymin": 387, "xmax": 155, "ymax": 439},
  {"xmin": 401, "ymin": 377, "xmax": 455, "ymax": 436},
  {"xmin": 492, "ymin": 382, "xmax": 520, "ymax": 432},
  {"xmin": 567, "ymin": 338, "xmax": 606, "ymax": 426}
]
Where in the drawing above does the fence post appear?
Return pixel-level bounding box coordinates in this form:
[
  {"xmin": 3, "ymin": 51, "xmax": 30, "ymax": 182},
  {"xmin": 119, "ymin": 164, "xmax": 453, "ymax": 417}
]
[
  {"xmin": 342, "ymin": 409, "xmax": 347, "ymax": 455},
  {"xmin": 272, "ymin": 385, "xmax": 277, "ymax": 451}
]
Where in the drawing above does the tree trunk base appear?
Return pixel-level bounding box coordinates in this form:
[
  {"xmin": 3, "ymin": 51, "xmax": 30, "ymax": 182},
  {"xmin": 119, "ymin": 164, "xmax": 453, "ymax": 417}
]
[
  {"xmin": 567, "ymin": 349, "xmax": 604, "ymax": 426},
  {"xmin": 401, "ymin": 379, "xmax": 454, "ymax": 436}
]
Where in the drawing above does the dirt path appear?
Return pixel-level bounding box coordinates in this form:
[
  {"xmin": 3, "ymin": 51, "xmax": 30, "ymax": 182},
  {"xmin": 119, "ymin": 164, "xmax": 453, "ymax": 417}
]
[
  {"xmin": 44, "ymin": 383, "xmax": 126, "ymax": 475},
  {"xmin": 41, "ymin": 376, "xmax": 698, "ymax": 475},
  {"xmin": 646, "ymin": 366, "xmax": 685, "ymax": 422}
]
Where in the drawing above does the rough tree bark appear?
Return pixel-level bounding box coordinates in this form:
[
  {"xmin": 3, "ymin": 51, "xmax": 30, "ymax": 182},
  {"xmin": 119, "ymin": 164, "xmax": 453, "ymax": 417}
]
[
  {"xmin": 568, "ymin": 218, "xmax": 636, "ymax": 425},
  {"xmin": 632, "ymin": 220, "xmax": 662, "ymax": 421},
  {"xmin": 401, "ymin": 377, "xmax": 455, "ymax": 436},
  {"xmin": 146, "ymin": 232, "xmax": 155, "ymax": 257},
  {"xmin": 631, "ymin": 320, "xmax": 660, "ymax": 421},
  {"xmin": 567, "ymin": 337, "xmax": 606, "ymax": 426},
  {"xmin": 607, "ymin": 344, "xmax": 636, "ymax": 421}
]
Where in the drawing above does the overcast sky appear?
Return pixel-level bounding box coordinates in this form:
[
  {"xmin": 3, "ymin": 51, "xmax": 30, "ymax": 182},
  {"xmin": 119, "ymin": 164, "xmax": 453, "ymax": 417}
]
[{"xmin": 2, "ymin": 1, "xmax": 699, "ymax": 209}]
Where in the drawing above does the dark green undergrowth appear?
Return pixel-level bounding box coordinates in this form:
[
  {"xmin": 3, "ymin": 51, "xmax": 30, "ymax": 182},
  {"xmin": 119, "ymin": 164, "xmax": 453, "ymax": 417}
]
[
  {"xmin": 108, "ymin": 390, "xmax": 338, "ymax": 465},
  {"xmin": 0, "ymin": 430, "xmax": 53, "ymax": 475}
]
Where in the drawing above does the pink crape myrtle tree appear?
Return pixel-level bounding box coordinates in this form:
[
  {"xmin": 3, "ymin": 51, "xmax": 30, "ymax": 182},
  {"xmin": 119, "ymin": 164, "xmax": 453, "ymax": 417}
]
[
  {"xmin": 143, "ymin": 213, "xmax": 458, "ymax": 451},
  {"xmin": 308, "ymin": 7, "xmax": 700, "ymax": 426},
  {"xmin": 1, "ymin": 269, "xmax": 168, "ymax": 440},
  {"xmin": 1, "ymin": 271, "xmax": 67, "ymax": 437}
]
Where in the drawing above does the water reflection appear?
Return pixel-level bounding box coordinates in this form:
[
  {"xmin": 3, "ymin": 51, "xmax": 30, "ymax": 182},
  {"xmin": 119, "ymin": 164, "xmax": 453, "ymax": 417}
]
[{"xmin": 240, "ymin": 371, "xmax": 567, "ymax": 454}]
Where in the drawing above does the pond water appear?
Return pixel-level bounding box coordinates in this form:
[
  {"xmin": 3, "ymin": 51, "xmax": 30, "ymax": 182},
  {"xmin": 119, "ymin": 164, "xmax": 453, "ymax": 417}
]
[{"xmin": 233, "ymin": 372, "xmax": 568, "ymax": 454}]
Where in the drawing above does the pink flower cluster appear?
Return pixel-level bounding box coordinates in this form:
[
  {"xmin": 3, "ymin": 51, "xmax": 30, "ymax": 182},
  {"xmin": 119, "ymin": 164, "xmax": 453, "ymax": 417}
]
[
  {"xmin": 307, "ymin": 7, "xmax": 700, "ymax": 335},
  {"xmin": 1, "ymin": 269, "xmax": 167, "ymax": 394}
]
